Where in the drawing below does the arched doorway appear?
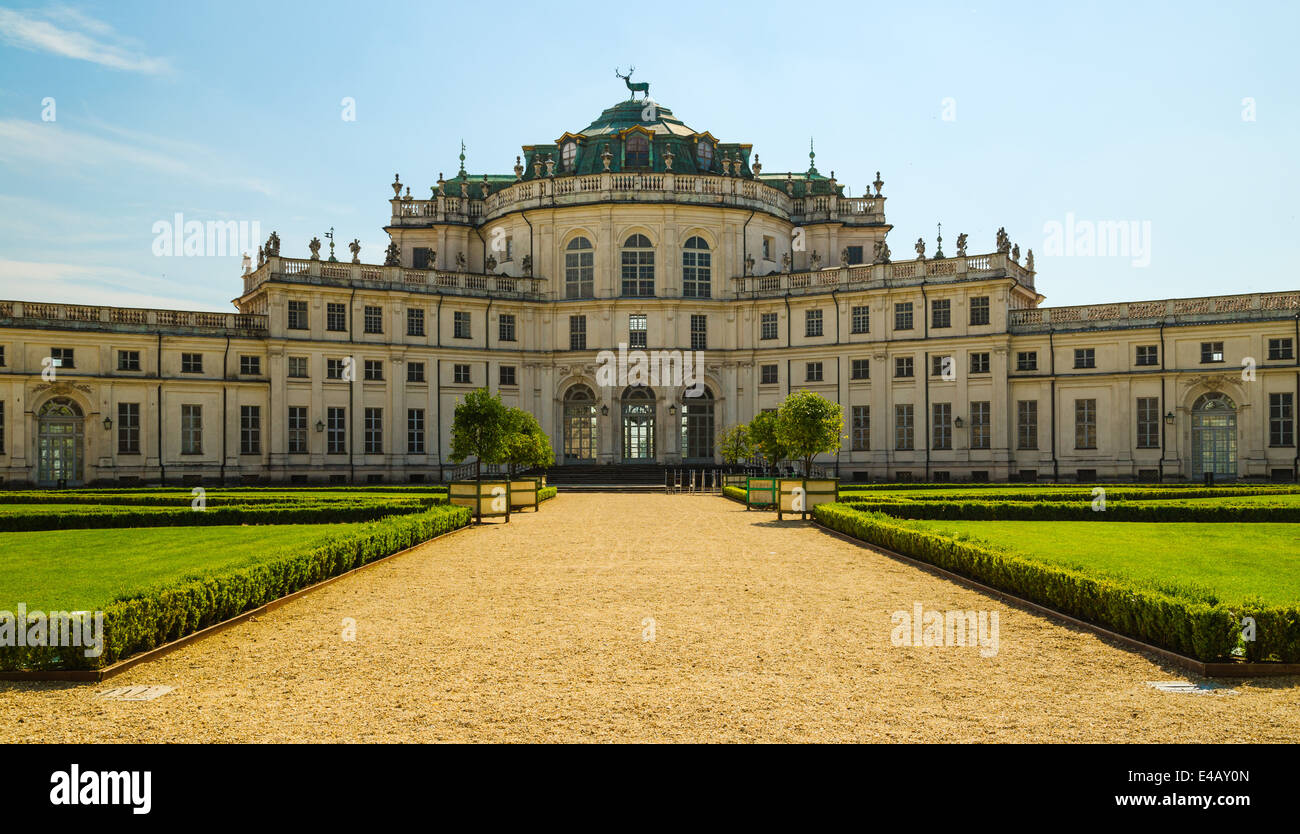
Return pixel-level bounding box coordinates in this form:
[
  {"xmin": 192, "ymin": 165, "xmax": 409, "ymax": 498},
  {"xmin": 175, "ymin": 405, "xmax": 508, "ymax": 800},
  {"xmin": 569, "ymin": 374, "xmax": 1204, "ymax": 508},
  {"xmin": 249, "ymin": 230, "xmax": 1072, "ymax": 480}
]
[
  {"xmin": 36, "ymin": 397, "xmax": 85, "ymax": 486},
  {"xmin": 1191, "ymin": 392, "xmax": 1237, "ymax": 480},
  {"xmin": 563, "ymin": 384, "xmax": 597, "ymax": 462},
  {"xmin": 680, "ymin": 387, "xmax": 715, "ymax": 461},
  {"xmin": 621, "ymin": 386, "xmax": 655, "ymax": 461}
]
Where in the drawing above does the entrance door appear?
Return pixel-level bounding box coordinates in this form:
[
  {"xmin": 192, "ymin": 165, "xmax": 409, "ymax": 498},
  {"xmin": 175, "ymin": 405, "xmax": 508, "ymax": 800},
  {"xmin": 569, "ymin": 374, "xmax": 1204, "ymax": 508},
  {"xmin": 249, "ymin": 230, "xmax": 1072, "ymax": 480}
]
[
  {"xmin": 562, "ymin": 384, "xmax": 598, "ymax": 462},
  {"xmin": 36, "ymin": 397, "xmax": 85, "ymax": 486},
  {"xmin": 621, "ymin": 386, "xmax": 655, "ymax": 461},
  {"xmin": 1190, "ymin": 393, "xmax": 1237, "ymax": 479},
  {"xmin": 680, "ymin": 387, "xmax": 715, "ymax": 461}
]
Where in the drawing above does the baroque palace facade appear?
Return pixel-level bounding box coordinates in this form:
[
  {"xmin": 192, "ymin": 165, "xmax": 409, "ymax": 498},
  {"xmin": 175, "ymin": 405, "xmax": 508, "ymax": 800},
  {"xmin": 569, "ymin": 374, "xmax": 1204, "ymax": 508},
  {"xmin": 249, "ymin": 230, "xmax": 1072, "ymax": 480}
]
[{"xmin": 2, "ymin": 88, "xmax": 1299, "ymax": 486}]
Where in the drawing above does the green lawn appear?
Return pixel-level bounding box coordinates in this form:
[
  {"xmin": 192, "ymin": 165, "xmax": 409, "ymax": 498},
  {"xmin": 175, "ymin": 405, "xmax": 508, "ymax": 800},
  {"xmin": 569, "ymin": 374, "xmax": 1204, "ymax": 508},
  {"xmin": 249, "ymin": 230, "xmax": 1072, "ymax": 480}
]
[
  {"xmin": 904, "ymin": 519, "xmax": 1300, "ymax": 606},
  {"xmin": 0, "ymin": 523, "xmax": 360, "ymax": 610}
]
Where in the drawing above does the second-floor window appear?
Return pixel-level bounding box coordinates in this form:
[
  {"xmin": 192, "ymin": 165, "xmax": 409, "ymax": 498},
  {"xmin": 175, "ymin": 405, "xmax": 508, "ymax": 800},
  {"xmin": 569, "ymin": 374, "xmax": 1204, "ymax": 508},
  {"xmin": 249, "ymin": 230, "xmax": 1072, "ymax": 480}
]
[
  {"xmin": 629, "ymin": 314, "xmax": 647, "ymax": 349},
  {"xmin": 969, "ymin": 352, "xmax": 990, "ymax": 374},
  {"xmin": 931, "ymin": 299, "xmax": 951, "ymax": 329},
  {"xmin": 326, "ymin": 302, "xmax": 347, "ymax": 331},
  {"xmin": 969, "ymin": 296, "xmax": 990, "ymax": 326},
  {"xmin": 499, "ymin": 314, "xmax": 516, "ymax": 342},
  {"xmin": 1136, "ymin": 345, "xmax": 1159, "ymax": 366},
  {"xmin": 894, "ymin": 302, "xmax": 913, "ymax": 331},
  {"xmin": 363, "ymin": 305, "xmax": 383, "ymax": 334},
  {"xmin": 287, "ymin": 300, "xmax": 308, "ymax": 330},
  {"xmin": 806, "ymin": 361, "xmax": 823, "ymax": 382},
  {"xmin": 407, "ymin": 308, "xmax": 425, "ymax": 336},
  {"xmin": 761, "ymin": 312, "xmax": 778, "ymax": 340},
  {"xmin": 621, "ymin": 234, "xmax": 655, "ymax": 297},
  {"xmin": 570, "ymin": 315, "xmax": 587, "ymax": 351},
  {"xmin": 760, "ymin": 364, "xmax": 778, "ymax": 385},
  {"xmin": 454, "ymin": 311, "xmax": 471, "ymax": 339},
  {"xmin": 117, "ymin": 350, "xmax": 140, "ymax": 371},
  {"xmin": 363, "ymin": 359, "xmax": 384, "ymax": 381},
  {"xmin": 1017, "ymin": 351, "xmax": 1038, "ymax": 371},
  {"xmin": 690, "ymin": 315, "xmax": 707, "ymax": 350},
  {"xmin": 682, "ymin": 237, "xmax": 711, "ymax": 298},
  {"xmin": 239, "ymin": 355, "xmax": 260, "ymax": 375},
  {"xmin": 1074, "ymin": 348, "xmax": 1096, "ymax": 369},
  {"xmin": 851, "ymin": 305, "xmax": 869, "ymax": 334},
  {"xmin": 1200, "ymin": 341, "xmax": 1225, "ymax": 363},
  {"xmin": 851, "ymin": 359, "xmax": 870, "ymax": 380},
  {"xmin": 565, "ymin": 237, "xmax": 594, "ymax": 299},
  {"xmin": 805, "ymin": 309, "xmax": 824, "ymax": 338},
  {"xmin": 1268, "ymin": 338, "xmax": 1294, "ymax": 360},
  {"xmin": 181, "ymin": 352, "xmax": 203, "ymax": 374}
]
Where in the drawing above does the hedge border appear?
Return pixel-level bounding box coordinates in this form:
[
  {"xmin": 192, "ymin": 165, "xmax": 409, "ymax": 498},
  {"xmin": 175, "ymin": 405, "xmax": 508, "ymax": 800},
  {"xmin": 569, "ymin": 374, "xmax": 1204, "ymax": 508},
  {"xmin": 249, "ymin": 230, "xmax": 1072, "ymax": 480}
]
[
  {"xmin": 814, "ymin": 503, "xmax": 1300, "ymax": 664},
  {"xmin": 842, "ymin": 500, "xmax": 1300, "ymax": 524},
  {"xmin": 1, "ymin": 504, "xmax": 472, "ymax": 673},
  {"xmin": 0, "ymin": 501, "xmax": 437, "ymax": 532}
]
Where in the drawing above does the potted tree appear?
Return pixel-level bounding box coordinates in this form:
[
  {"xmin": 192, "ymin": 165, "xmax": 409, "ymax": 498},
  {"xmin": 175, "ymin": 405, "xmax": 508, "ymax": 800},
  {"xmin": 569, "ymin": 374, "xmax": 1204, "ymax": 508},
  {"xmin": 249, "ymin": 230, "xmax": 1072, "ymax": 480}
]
[
  {"xmin": 503, "ymin": 407, "xmax": 554, "ymax": 511},
  {"xmin": 773, "ymin": 390, "xmax": 844, "ymax": 520},
  {"xmin": 448, "ymin": 388, "xmax": 512, "ymax": 522}
]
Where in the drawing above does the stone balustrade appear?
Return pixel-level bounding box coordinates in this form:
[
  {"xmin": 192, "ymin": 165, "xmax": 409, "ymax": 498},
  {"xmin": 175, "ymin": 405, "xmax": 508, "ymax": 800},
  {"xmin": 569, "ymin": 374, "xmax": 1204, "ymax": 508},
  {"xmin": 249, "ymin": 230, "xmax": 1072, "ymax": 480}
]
[
  {"xmin": 242, "ymin": 256, "xmax": 546, "ymax": 300},
  {"xmin": 0, "ymin": 300, "xmax": 266, "ymax": 333},
  {"xmin": 1008, "ymin": 292, "xmax": 1300, "ymax": 331},
  {"xmin": 732, "ymin": 252, "xmax": 1034, "ymax": 297},
  {"xmin": 389, "ymin": 172, "xmax": 885, "ymax": 227}
]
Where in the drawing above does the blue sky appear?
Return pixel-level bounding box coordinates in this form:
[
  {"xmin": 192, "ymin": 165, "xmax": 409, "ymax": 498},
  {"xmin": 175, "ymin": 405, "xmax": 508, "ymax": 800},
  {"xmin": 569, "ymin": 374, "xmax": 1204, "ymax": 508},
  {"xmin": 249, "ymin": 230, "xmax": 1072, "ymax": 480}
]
[{"xmin": 0, "ymin": 0, "xmax": 1295, "ymax": 311}]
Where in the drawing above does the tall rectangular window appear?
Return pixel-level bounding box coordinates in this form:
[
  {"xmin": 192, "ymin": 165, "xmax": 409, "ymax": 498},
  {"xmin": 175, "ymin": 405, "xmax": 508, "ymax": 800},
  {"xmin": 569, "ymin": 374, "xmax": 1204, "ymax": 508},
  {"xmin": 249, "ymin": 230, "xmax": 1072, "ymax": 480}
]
[
  {"xmin": 1270, "ymin": 393, "xmax": 1295, "ymax": 447},
  {"xmin": 288, "ymin": 356, "xmax": 308, "ymax": 378},
  {"xmin": 117, "ymin": 403, "xmax": 140, "ymax": 454},
  {"xmin": 969, "ymin": 352, "xmax": 990, "ymax": 374},
  {"xmin": 629, "ymin": 314, "xmax": 647, "ymax": 349},
  {"xmin": 407, "ymin": 408, "xmax": 425, "ymax": 454},
  {"xmin": 851, "ymin": 405, "xmax": 870, "ymax": 451},
  {"xmin": 970, "ymin": 401, "xmax": 990, "ymax": 450},
  {"xmin": 565, "ymin": 238, "xmax": 595, "ymax": 298},
  {"xmin": 894, "ymin": 302, "xmax": 913, "ymax": 331},
  {"xmin": 691, "ymin": 315, "xmax": 707, "ymax": 350},
  {"xmin": 326, "ymin": 358, "xmax": 346, "ymax": 380},
  {"xmin": 1017, "ymin": 400, "xmax": 1038, "ymax": 450},
  {"xmin": 327, "ymin": 407, "xmax": 347, "ymax": 454},
  {"xmin": 364, "ymin": 408, "xmax": 383, "ymax": 454},
  {"xmin": 288, "ymin": 300, "xmax": 308, "ymax": 330},
  {"xmin": 287, "ymin": 406, "xmax": 308, "ymax": 454},
  {"xmin": 894, "ymin": 404, "xmax": 914, "ymax": 451},
  {"xmin": 895, "ymin": 356, "xmax": 914, "ymax": 378},
  {"xmin": 499, "ymin": 314, "xmax": 516, "ymax": 342},
  {"xmin": 969, "ymin": 296, "xmax": 990, "ymax": 326},
  {"xmin": 364, "ymin": 359, "xmax": 384, "ymax": 381},
  {"xmin": 181, "ymin": 404, "xmax": 202, "ymax": 454},
  {"xmin": 1075, "ymin": 398, "xmax": 1097, "ymax": 449},
  {"xmin": 240, "ymin": 405, "xmax": 261, "ymax": 455},
  {"xmin": 805, "ymin": 309, "xmax": 824, "ymax": 337},
  {"xmin": 1136, "ymin": 397, "xmax": 1160, "ymax": 449},
  {"xmin": 453, "ymin": 311, "xmax": 471, "ymax": 339},
  {"xmin": 1135, "ymin": 345, "xmax": 1159, "ymax": 366},
  {"xmin": 851, "ymin": 305, "xmax": 870, "ymax": 334},
  {"xmin": 407, "ymin": 361, "xmax": 425, "ymax": 383},
  {"xmin": 931, "ymin": 299, "xmax": 951, "ymax": 329},
  {"xmin": 932, "ymin": 403, "xmax": 952, "ymax": 450},
  {"xmin": 682, "ymin": 239, "xmax": 711, "ymax": 297},
  {"xmin": 569, "ymin": 315, "xmax": 587, "ymax": 351},
  {"xmin": 364, "ymin": 305, "xmax": 383, "ymax": 334},
  {"xmin": 407, "ymin": 308, "xmax": 425, "ymax": 337},
  {"xmin": 326, "ymin": 303, "xmax": 347, "ymax": 332},
  {"xmin": 760, "ymin": 312, "xmax": 779, "ymax": 341}
]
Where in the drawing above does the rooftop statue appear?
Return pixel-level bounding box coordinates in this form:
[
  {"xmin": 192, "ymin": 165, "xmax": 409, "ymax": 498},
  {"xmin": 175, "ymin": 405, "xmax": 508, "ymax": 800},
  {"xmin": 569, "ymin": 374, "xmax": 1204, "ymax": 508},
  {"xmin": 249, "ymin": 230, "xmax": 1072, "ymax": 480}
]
[{"xmin": 615, "ymin": 67, "xmax": 650, "ymax": 101}]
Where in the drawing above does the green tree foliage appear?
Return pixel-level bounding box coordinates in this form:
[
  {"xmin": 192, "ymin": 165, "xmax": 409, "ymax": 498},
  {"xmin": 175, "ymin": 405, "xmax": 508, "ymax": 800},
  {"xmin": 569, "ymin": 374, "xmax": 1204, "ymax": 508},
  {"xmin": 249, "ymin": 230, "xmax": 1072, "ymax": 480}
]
[
  {"xmin": 503, "ymin": 407, "xmax": 555, "ymax": 475},
  {"xmin": 747, "ymin": 410, "xmax": 787, "ymax": 472},
  {"xmin": 717, "ymin": 424, "xmax": 751, "ymax": 464},
  {"xmin": 449, "ymin": 388, "xmax": 510, "ymax": 478},
  {"xmin": 775, "ymin": 389, "xmax": 845, "ymax": 476}
]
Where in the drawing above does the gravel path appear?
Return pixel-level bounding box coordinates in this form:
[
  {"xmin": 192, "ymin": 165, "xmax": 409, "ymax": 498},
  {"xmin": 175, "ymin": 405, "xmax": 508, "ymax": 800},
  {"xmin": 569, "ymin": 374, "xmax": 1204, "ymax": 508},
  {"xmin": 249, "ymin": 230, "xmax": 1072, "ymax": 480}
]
[{"xmin": 3, "ymin": 493, "xmax": 1297, "ymax": 743}]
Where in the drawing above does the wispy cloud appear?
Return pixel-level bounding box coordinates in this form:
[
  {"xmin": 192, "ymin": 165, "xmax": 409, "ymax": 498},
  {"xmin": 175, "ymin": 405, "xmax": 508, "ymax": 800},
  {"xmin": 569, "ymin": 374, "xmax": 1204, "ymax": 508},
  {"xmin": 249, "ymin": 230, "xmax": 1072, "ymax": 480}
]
[
  {"xmin": 0, "ymin": 118, "xmax": 276, "ymax": 196},
  {"xmin": 0, "ymin": 6, "xmax": 170, "ymax": 74},
  {"xmin": 0, "ymin": 259, "xmax": 233, "ymax": 312}
]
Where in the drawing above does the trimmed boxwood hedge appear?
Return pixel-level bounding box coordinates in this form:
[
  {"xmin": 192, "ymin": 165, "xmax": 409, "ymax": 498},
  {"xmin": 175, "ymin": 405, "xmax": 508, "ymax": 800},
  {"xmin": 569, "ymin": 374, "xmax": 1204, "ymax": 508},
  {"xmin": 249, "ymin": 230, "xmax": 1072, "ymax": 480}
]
[
  {"xmin": 3, "ymin": 504, "xmax": 472, "ymax": 671},
  {"xmin": 723, "ymin": 486, "xmax": 747, "ymax": 503},
  {"xmin": 814, "ymin": 503, "xmax": 1300, "ymax": 663},
  {"xmin": 842, "ymin": 500, "xmax": 1300, "ymax": 524},
  {"xmin": 0, "ymin": 501, "xmax": 436, "ymax": 532},
  {"xmin": 538, "ymin": 486, "xmax": 558, "ymax": 502}
]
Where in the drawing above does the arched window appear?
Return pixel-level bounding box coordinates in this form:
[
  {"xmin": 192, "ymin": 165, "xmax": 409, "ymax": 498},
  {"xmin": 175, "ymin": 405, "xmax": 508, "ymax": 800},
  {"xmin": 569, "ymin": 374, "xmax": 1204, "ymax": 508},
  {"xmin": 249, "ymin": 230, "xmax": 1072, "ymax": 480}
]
[
  {"xmin": 621, "ymin": 386, "xmax": 656, "ymax": 461},
  {"xmin": 624, "ymin": 134, "xmax": 649, "ymax": 168},
  {"xmin": 681, "ymin": 387, "xmax": 715, "ymax": 461},
  {"xmin": 1191, "ymin": 393, "xmax": 1237, "ymax": 480},
  {"xmin": 563, "ymin": 384, "xmax": 597, "ymax": 461},
  {"xmin": 620, "ymin": 234, "xmax": 655, "ymax": 297},
  {"xmin": 565, "ymin": 236, "xmax": 594, "ymax": 298},
  {"xmin": 682, "ymin": 236, "xmax": 711, "ymax": 298},
  {"xmin": 561, "ymin": 141, "xmax": 577, "ymax": 173},
  {"xmin": 696, "ymin": 140, "xmax": 713, "ymax": 171}
]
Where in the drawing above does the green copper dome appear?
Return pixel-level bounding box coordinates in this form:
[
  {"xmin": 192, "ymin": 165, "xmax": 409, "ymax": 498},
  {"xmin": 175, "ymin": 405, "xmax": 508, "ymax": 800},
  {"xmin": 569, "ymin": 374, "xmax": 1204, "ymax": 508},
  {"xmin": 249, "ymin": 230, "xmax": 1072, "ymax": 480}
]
[{"xmin": 579, "ymin": 99, "xmax": 698, "ymax": 137}]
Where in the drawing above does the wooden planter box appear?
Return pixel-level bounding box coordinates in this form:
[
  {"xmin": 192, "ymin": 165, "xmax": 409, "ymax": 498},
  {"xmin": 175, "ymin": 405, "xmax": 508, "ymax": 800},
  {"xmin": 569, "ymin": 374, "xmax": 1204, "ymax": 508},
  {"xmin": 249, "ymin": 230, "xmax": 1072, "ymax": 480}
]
[
  {"xmin": 777, "ymin": 478, "xmax": 839, "ymax": 520},
  {"xmin": 745, "ymin": 477, "xmax": 778, "ymax": 510},
  {"xmin": 448, "ymin": 480, "xmax": 512, "ymax": 522},
  {"xmin": 509, "ymin": 478, "xmax": 540, "ymax": 511}
]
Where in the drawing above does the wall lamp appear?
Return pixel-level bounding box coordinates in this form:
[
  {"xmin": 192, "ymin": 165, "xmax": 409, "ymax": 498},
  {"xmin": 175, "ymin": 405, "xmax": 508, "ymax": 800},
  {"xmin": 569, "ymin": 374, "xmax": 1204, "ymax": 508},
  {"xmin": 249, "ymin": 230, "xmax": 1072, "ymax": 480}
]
[
  {"xmin": 600, "ymin": 404, "xmax": 610, "ymax": 417},
  {"xmin": 102, "ymin": 416, "xmax": 113, "ymax": 431},
  {"xmin": 1164, "ymin": 412, "xmax": 1175, "ymax": 425},
  {"xmin": 668, "ymin": 403, "xmax": 677, "ymax": 416},
  {"xmin": 315, "ymin": 420, "xmax": 326, "ymax": 432},
  {"xmin": 953, "ymin": 416, "xmax": 964, "ymax": 429}
]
